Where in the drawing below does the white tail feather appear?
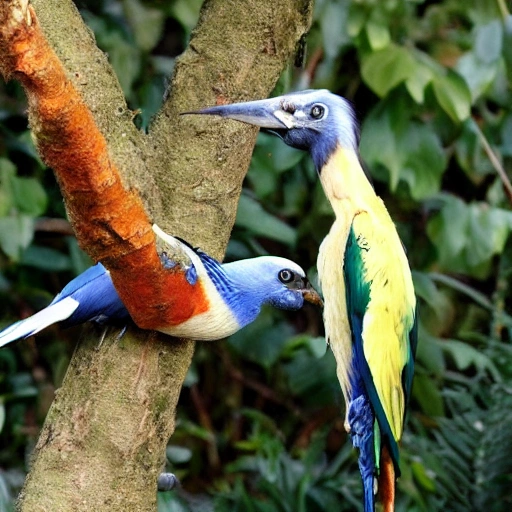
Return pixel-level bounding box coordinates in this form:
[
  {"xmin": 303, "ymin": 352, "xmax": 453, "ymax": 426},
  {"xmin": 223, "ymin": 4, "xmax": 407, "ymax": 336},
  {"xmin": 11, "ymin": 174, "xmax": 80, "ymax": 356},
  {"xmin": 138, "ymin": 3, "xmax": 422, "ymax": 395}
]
[{"xmin": 0, "ymin": 297, "xmax": 79, "ymax": 348}]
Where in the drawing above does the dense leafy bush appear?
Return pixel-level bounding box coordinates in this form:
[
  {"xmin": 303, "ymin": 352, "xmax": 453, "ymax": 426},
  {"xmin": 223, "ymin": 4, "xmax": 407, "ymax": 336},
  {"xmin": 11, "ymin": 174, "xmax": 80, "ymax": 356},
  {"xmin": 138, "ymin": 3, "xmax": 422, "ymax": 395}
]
[{"xmin": 1, "ymin": 0, "xmax": 512, "ymax": 510}]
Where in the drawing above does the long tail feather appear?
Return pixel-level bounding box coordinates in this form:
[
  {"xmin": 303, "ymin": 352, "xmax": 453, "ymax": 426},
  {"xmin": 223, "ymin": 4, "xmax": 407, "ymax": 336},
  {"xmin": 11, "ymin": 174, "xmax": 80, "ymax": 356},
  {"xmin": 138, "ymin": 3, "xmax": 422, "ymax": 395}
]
[
  {"xmin": 0, "ymin": 297, "xmax": 79, "ymax": 348},
  {"xmin": 378, "ymin": 445, "xmax": 395, "ymax": 512}
]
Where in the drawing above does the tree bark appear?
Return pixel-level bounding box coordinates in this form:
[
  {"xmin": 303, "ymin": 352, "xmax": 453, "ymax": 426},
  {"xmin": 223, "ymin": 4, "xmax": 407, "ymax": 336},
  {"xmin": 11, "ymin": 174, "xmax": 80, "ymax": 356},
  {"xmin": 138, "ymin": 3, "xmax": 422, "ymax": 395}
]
[{"xmin": 3, "ymin": 0, "xmax": 313, "ymax": 510}]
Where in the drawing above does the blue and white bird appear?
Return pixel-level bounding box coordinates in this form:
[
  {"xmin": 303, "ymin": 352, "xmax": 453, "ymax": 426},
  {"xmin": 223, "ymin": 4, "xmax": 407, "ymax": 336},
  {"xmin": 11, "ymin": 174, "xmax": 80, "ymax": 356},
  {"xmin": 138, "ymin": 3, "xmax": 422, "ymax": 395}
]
[{"xmin": 0, "ymin": 224, "xmax": 322, "ymax": 346}]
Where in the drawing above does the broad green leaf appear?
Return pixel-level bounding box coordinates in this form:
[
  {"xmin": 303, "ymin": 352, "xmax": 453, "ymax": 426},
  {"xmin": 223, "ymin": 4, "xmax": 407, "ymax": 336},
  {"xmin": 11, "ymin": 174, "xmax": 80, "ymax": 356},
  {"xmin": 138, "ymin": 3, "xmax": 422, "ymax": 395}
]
[
  {"xmin": 474, "ymin": 19, "xmax": 503, "ymax": 64},
  {"xmin": 426, "ymin": 197, "xmax": 469, "ymax": 268},
  {"xmin": 123, "ymin": 0, "xmax": 165, "ymax": 52},
  {"xmin": 439, "ymin": 339, "xmax": 501, "ymax": 381},
  {"xmin": 361, "ymin": 44, "xmax": 415, "ymax": 97},
  {"xmin": 500, "ymin": 113, "xmax": 512, "ymax": 157},
  {"xmin": 412, "ymin": 271, "xmax": 451, "ymax": 324},
  {"xmin": 346, "ymin": 4, "xmax": 366, "ymax": 37},
  {"xmin": 456, "ymin": 52, "xmax": 498, "ymax": 101},
  {"xmin": 166, "ymin": 445, "xmax": 193, "ymax": 464},
  {"xmin": 412, "ymin": 373, "xmax": 445, "ymax": 417},
  {"xmin": 20, "ymin": 246, "xmax": 71, "ymax": 272},
  {"xmin": 0, "ymin": 215, "xmax": 34, "ymax": 261},
  {"xmin": 0, "ymin": 158, "xmax": 15, "ymax": 217},
  {"xmin": 11, "ymin": 176, "xmax": 47, "ymax": 216},
  {"xmin": 251, "ymin": 133, "xmax": 305, "ymax": 174},
  {"xmin": 366, "ymin": 19, "xmax": 390, "ymax": 51},
  {"xmin": 432, "ymin": 71, "xmax": 471, "ymax": 122},
  {"xmin": 360, "ymin": 102, "xmax": 401, "ymax": 188},
  {"xmin": 411, "ymin": 461, "xmax": 437, "ymax": 492},
  {"xmin": 405, "ymin": 60, "xmax": 433, "ymax": 104},
  {"xmin": 360, "ymin": 102, "xmax": 446, "ymax": 198},
  {"xmin": 416, "ymin": 329, "xmax": 446, "ymax": 376},
  {"xmin": 169, "ymin": 0, "xmax": 203, "ymax": 33},
  {"xmin": 236, "ymin": 194, "xmax": 296, "ymax": 246},
  {"xmin": 284, "ymin": 350, "xmax": 337, "ymax": 405},
  {"xmin": 427, "ymin": 196, "xmax": 512, "ymax": 277},
  {"xmin": 455, "ymin": 119, "xmax": 494, "ymax": 180},
  {"xmin": 398, "ymin": 122, "xmax": 446, "ymax": 199},
  {"xmin": 228, "ymin": 308, "xmax": 294, "ymax": 369},
  {"xmin": 320, "ymin": 2, "xmax": 350, "ymax": 59},
  {"xmin": 157, "ymin": 492, "xmax": 192, "ymax": 512}
]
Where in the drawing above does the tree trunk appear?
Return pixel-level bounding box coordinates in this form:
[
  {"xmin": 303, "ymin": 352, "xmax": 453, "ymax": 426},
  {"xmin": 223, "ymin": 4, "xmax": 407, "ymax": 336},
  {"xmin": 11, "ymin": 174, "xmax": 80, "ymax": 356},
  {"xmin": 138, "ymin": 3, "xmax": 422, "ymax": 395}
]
[{"xmin": 7, "ymin": 0, "xmax": 313, "ymax": 510}]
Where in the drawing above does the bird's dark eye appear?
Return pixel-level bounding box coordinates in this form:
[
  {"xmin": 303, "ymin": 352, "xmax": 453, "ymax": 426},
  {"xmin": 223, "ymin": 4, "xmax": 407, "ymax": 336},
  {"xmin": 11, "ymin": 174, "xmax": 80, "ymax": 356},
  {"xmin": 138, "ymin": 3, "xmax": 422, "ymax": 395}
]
[
  {"xmin": 278, "ymin": 269, "xmax": 294, "ymax": 283},
  {"xmin": 310, "ymin": 105, "xmax": 325, "ymax": 119}
]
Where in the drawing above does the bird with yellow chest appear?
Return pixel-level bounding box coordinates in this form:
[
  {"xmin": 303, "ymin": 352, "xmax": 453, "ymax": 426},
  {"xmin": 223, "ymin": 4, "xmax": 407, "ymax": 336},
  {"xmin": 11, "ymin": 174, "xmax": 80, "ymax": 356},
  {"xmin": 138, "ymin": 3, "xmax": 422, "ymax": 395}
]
[{"xmin": 187, "ymin": 89, "xmax": 418, "ymax": 512}]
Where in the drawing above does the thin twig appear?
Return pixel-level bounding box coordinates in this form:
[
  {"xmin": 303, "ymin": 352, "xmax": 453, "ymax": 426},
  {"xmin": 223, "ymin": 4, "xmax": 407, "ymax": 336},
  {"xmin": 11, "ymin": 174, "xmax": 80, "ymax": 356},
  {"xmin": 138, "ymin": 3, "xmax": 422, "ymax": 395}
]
[
  {"xmin": 473, "ymin": 119, "xmax": 512, "ymax": 204},
  {"xmin": 496, "ymin": 0, "xmax": 510, "ymax": 20}
]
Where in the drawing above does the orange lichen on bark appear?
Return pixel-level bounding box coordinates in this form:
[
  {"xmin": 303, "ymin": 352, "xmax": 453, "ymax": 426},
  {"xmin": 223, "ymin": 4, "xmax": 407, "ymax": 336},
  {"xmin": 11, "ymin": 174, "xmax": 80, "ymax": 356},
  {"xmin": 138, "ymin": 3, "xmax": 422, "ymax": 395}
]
[{"xmin": 0, "ymin": 1, "xmax": 180, "ymax": 330}]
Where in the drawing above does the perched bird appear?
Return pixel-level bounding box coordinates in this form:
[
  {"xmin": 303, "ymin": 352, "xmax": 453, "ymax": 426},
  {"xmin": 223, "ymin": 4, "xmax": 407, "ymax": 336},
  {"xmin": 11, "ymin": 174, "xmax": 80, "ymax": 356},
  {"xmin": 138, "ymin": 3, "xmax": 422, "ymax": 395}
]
[
  {"xmin": 0, "ymin": 224, "xmax": 322, "ymax": 347},
  {"xmin": 188, "ymin": 90, "xmax": 417, "ymax": 512}
]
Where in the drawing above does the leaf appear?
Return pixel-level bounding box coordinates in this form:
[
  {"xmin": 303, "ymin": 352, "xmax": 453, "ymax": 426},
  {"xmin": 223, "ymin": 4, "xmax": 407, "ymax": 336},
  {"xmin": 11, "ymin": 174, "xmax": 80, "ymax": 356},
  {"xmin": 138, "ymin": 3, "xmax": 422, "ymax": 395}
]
[
  {"xmin": 398, "ymin": 122, "xmax": 447, "ymax": 199},
  {"xmin": 455, "ymin": 119, "xmax": 494, "ymax": 180},
  {"xmin": 320, "ymin": 1, "xmax": 351, "ymax": 59},
  {"xmin": 438, "ymin": 339, "xmax": 501, "ymax": 381},
  {"xmin": 426, "ymin": 196, "xmax": 512, "ymax": 277},
  {"xmin": 228, "ymin": 308, "xmax": 294, "ymax": 370},
  {"xmin": 405, "ymin": 59, "xmax": 433, "ymax": 104},
  {"xmin": 412, "ymin": 373, "xmax": 445, "ymax": 417},
  {"xmin": 474, "ymin": 19, "xmax": 503, "ymax": 64},
  {"xmin": 20, "ymin": 245, "xmax": 72, "ymax": 272},
  {"xmin": 360, "ymin": 101, "xmax": 446, "ymax": 198},
  {"xmin": 361, "ymin": 44, "xmax": 415, "ymax": 97},
  {"xmin": 0, "ymin": 215, "xmax": 34, "ymax": 261},
  {"xmin": 346, "ymin": 4, "xmax": 366, "ymax": 38},
  {"xmin": 166, "ymin": 445, "xmax": 193, "ymax": 464},
  {"xmin": 432, "ymin": 71, "xmax": 471, "ymax": 122},
  {"xmin": 236, "ymin": 194, "xmax": 297, "ymax": 247},
  {"xmin": 456, "ymin": 52, "xmax": 498, "ymax": 102},
  {"xmin": 366, "ymin": 19, "xmax": 390, "ymax": 51},
  {"xmin": 252, "ymin": 133, "xmax": 305, "ymax": 174},
  {"xmin": 169, "ymin": 0, "xmax": 203, "ymax": 33},
  {"xmin": 0, "ymin": 158, "xmax": 15, "ymax": 217},
  {"xmin": 412, "ymin": 271, "xmax": 450, "ymax": 323},
  {"xmin": 283, "ymin": 350, "xmax": 338, "ymax": 405},
  {"xmin": 501, "ymin": 112, "xmax": 512, "ymax": 157},
  {"xmin": 123, "ymin": 0, "xmax": 165, "ymax": 52},
  {"xmin": 11, "ymin": 176, "xmax": 48, "ymax": 216},
  {"xmin": 411, "ymin": 461, "xmax": 437, "ymax": 492}
]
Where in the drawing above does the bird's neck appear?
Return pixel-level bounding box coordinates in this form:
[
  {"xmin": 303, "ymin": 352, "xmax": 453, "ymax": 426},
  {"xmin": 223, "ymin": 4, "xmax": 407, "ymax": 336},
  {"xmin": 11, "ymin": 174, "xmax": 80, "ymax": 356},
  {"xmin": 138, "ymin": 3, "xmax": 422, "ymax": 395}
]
[{"xmin": 318, "ymin": 145, "xmax": 376, "ymax": 218}]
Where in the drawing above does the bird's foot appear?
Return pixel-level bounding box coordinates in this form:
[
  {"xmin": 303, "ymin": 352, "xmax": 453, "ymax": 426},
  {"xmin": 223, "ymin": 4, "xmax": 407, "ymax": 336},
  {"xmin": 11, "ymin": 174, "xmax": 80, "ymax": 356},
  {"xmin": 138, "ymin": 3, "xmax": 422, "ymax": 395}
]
[{"xmin": 157, "ymin": 472, "xmax": 180, "ymax": 492}]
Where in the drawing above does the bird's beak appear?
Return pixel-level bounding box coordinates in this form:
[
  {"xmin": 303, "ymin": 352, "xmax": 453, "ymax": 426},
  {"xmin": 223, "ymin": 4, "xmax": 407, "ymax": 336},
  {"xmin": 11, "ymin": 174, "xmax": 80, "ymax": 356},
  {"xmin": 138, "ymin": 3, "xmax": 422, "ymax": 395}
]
[
  {"xmin": 182, "ymin": 97, "xmax": 296, "ymax": 130},
  {"xmin": 301, "ymin": 281, "xmax": 323, "ymax": 308}
]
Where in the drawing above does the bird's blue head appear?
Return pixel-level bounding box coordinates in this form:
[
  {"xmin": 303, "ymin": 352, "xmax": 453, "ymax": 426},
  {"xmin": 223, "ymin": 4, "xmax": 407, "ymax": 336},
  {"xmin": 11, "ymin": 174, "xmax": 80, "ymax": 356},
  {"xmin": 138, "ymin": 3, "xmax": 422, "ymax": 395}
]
[
  {"xmin": 221, "ymin": 256, "xmax": 322, "ymax": 327},
  {"xmin": 185, "ymin": 89, "xmax": 360, "ymax": 171}
]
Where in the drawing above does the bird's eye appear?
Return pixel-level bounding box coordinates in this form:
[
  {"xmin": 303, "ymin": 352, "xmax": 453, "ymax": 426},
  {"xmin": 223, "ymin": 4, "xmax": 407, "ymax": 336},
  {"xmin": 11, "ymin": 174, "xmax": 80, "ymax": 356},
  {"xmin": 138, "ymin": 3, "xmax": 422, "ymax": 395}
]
[
  {"xmin": 310, "ymin": 104, "xmax": 325, "ymax": 119},
  {"xmin": 278, "ymin": 269, "xmax": 294, "ymax": 283}
]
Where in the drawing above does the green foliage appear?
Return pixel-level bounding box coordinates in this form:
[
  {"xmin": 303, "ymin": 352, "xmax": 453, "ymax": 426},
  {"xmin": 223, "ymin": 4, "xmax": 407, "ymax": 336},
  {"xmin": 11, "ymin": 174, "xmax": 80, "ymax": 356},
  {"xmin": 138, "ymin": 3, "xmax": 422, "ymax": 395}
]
[{"xmin": 2, "ymin": 0, "xmax": 512, "ymax": 510}]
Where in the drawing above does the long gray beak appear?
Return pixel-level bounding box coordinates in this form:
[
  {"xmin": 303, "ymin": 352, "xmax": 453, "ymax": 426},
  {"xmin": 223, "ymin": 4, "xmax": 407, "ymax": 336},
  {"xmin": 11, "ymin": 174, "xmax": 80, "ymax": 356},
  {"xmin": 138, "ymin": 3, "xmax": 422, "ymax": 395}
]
[{"xmin": 182, "ymin": 97, "xmax": 293, "ymax": 130}]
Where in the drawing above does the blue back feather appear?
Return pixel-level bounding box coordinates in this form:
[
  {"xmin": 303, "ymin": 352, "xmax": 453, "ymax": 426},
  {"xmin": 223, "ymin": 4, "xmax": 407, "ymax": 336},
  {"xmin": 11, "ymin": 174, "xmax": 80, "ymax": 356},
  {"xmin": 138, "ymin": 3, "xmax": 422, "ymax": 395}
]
[{"xmin": 52, "ymin": 263, "xmax": 129, "ymax": 326}]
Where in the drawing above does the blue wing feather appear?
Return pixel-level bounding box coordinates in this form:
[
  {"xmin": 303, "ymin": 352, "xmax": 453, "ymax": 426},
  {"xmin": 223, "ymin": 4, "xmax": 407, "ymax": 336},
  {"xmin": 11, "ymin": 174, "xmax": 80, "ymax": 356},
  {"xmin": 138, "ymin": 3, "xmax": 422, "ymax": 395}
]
[{"xmin": 53, "ymin": 263, "xmax": 129, "ymax": 326}]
